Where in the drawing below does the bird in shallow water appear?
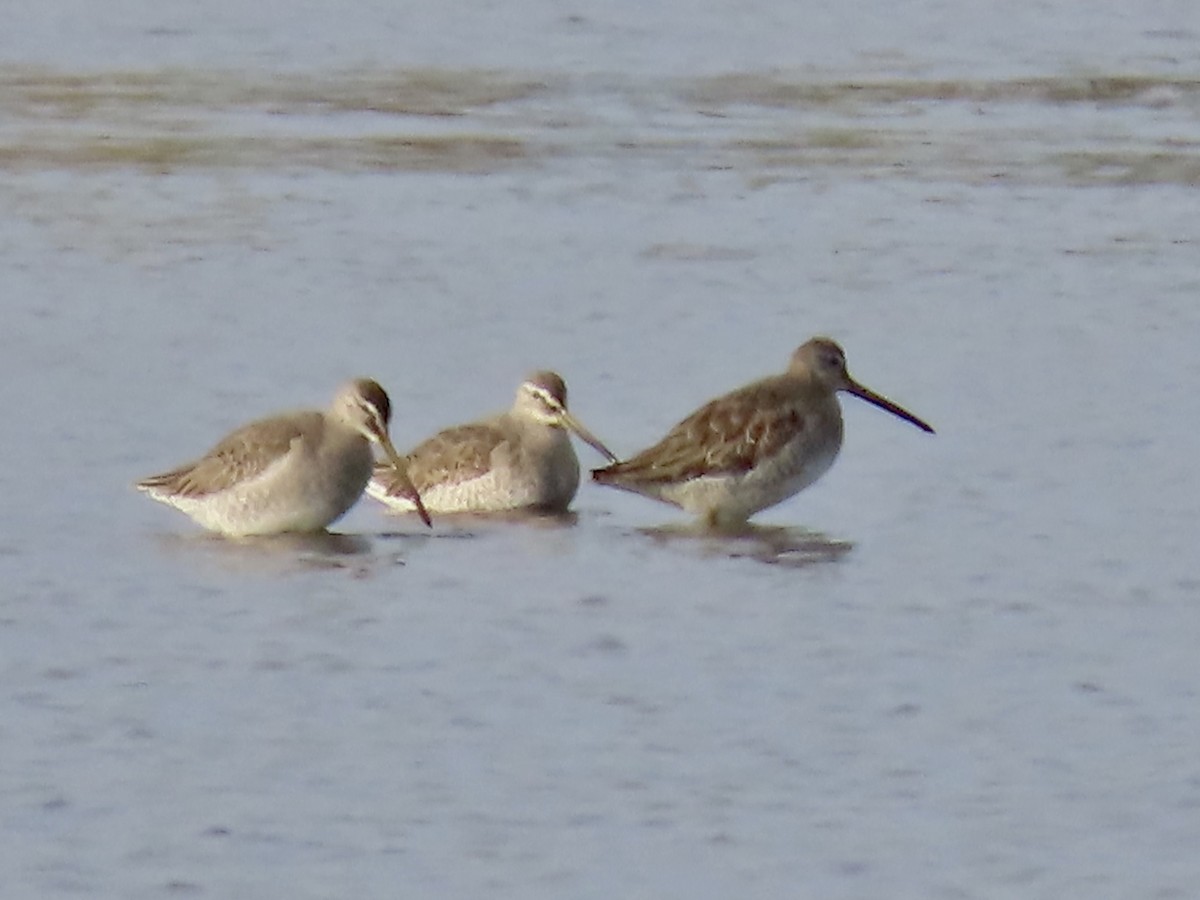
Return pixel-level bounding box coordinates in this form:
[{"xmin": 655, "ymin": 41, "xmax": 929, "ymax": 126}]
[
  {"xmin": 367, "ymin": 370, "xmax": 617, "ymax": 516},
  {"xmin": 137, "ymin": 378, "xmax": 430, "ymax": 536},
  {"xmin": 592, "ymin": 337, "xmax": 934, "ymax": 529}
]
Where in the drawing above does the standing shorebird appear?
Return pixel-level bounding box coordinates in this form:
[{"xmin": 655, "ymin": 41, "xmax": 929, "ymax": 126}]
[
  {"xmin": 592, "ymin": 337, "xmax": 934, "ymax": 529},
  {"xmin": 137, "ymin": 379, "xmax": 430, "ymax": 536},
  {"xmin": 366, "ymin": 370, "xmax": 617, "ymax": 515}
]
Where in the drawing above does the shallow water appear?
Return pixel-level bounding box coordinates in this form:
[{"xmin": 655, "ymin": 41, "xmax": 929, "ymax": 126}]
[{"xmin": 3, "ymin": 2, "xmax": 1200, "ymax": 898}]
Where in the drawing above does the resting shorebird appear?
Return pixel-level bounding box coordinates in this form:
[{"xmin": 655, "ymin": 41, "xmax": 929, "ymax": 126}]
[
  {"xmin": 592, "ymin": 337, "xmax": 933, "ymax": 528},
  {"xmin": 137, "ymin": 379, "xmax": 429, "ymax": 536},
  {"xmin": 366, "ymin": 370, "xmax": 617, "ymax": 515}
]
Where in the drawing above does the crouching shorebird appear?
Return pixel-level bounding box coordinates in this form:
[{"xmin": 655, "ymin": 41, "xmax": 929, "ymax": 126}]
[
  {"xmin": 592, "ymin": 337, "xmax": 934, "ymax": 529},
  {"xmin": 137, "ymin": 379, "xmax": 430, "ymax": 536},
  {"xmin": 367, "ymin": 370, "xmax": 617, "ymax": 516}
]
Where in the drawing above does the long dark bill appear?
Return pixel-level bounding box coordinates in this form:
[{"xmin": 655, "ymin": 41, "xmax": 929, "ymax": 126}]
[
  {"xmin": 848, "ymin": 382, "xmax": 935, "ymax": 434},
  {"xmin": 376, "ymin": 433, "xmax": 433, "ymax": 527},
  {"xmin": 562, "ymin": 411, "xmax": 620, "ymax": 464}
]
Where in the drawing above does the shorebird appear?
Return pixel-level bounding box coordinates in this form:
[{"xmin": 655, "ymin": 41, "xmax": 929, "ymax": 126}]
[
  {"xmin": 366, "ymin": 370, "xmax": 617, "ymax": 515},
  {"xmin": 592, "ymin": 337, "xmax": 933, "ymax": 528},
  {"xmin": 137, "ymin": 379, "xmax": 430, "ymax": 536}
]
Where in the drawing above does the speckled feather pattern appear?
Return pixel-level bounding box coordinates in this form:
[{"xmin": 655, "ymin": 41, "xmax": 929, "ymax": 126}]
[
  {"xmin": 592, "ymin": 337, "xmax": 933, "ymax": 527},
  {"xmin": 368, "ymin": 414, "xmax": 581, "ymax": 514},
  {"xmin": 366, "ymin": 371, "xmax": 610, "ymax": 515},
  {"xmin": 594, "ymin": 375, "xmax": 843, "ymax": 525},
  {"xmin": 594, "ymin": 378, "xmax": 818, "ymax": 482}
]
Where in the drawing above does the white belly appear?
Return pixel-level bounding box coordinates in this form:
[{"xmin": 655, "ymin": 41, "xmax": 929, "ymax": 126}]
[{"xmin": 662, "ymin": 436, "xmax": 841, "ymax": 527}]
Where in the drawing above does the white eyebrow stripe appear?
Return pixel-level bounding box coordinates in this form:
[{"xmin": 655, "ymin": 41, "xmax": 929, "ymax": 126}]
[{"xmin": 526, "ymin": 385, "xmax": 564, "ymax": 409}]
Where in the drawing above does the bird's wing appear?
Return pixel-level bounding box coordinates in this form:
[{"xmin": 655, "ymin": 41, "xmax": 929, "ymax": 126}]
[
  {"xmin": 597, "ymin": 381, "xmax": 805, "ymax": 483},
  {"xmin": 137, "ymin": 413, "xmax": 316, "ymax": 498},
  {"xmin": 372, "ymin": 421, "xmax": 504, "ymax": 497}
]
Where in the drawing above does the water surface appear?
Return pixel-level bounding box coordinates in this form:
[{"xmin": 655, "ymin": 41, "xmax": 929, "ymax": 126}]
[{"xmin": 3, "ymin": 3, "xmax": 1200, "ymax": 898}]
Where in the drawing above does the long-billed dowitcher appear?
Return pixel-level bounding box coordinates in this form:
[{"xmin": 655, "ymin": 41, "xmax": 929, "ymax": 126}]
[
  {"xmin": 366, "ymin": 370, "xmax": 617, "ymax": 515},
  {"xmin": 137, "ymin": 379, "xmax": 430, "ymax": 536},
  {"xmin": 592, "ymin": 337, "xmax": 934, "ymax": 528}
]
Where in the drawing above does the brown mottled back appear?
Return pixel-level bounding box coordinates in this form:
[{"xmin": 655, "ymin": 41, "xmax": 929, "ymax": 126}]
[
  {"xmin": 372, "ymin": 421, "xmax": 503, "ymax": 497},
  {"xmin": 597, "ymin": 378, "xmax": 809, "ymax": 483}
]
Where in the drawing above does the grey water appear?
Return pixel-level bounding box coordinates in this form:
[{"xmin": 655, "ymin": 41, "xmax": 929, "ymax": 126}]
[{"xmin": 3, "ymin": 2, "xmax": 1200, "ymax": 897}]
